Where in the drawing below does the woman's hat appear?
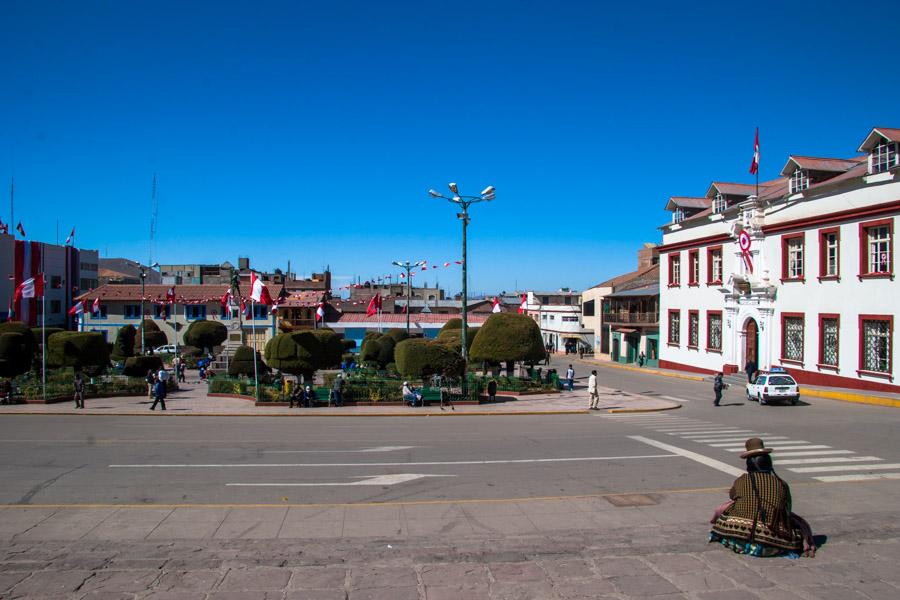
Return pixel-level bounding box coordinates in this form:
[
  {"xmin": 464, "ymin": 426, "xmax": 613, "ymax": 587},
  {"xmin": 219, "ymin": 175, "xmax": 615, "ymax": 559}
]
[{"xmin": 740, "ymin": 437, "xmax": 773, "ymax": 458}]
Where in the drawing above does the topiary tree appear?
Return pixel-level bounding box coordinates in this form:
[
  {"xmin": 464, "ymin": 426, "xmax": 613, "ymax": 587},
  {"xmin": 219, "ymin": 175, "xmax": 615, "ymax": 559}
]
[
  {"xmin": 0, "ymin": 332, "xmax": 32, "ymax": 379},
  {"xmin": 112, "ymin": 325, "xmax": 136, "ymax": 361},
  {"xmin": 440, "ymin": 318, "xmax": 463, "ymax": 333},
  {"xmin": 395, "ymin": 339, "xmax": 465, "ymax": 379},
  {"xmin": 228, "ymin": 345, "xmax": 268, "ymax": 377},
  {"xmin": 384, "ymin": 328, "xmax": 410, "ymax": 344},
  {"xmin": 123, "ymin": 355, "xmax": 163, "ymax": 377},
  {"xmin": 264, "ymin": 331, "xmax": 322, "ymax": 380},
  {"xmin": 178, "ymin": 345, "xmax": 202, "ymax": 357},
  {"xmin": 47, "ymin": 332, "xmax": 110, "ymax": 375},
  {"xmin": 0, "ymin": 322, "xmax": 37, "ymax": 362},
  {"xmin": 341, "ymin": 339, "xmax": 357, "ymax": 351},
  {"xmin": 30, "ymin": 327, "xmax": 64, "ymax": 347},
  {"xmin": 134, "ymin": 320, "xmax": 168, "ymax": 353},
  {"xmin": 375, "ymin": 335, "xmax": 397, "ymax": 366},
  {"xmin": 436, "ymin": 326, "xmax": 479, "ymax": 353},
  {"xmin": 469, "ymin": 313, "xmax": 546, "ymax": 375},
  {"xmin": 311, "ymin": 329, "xmax": 344, "ymax": 370},
  {"xmin": 183, "ymin": 320, "xmax": 227, "ymax": 354},
  {"xmin": 359, "ymin": 333, "xmax": 384, "ymax": 366}
]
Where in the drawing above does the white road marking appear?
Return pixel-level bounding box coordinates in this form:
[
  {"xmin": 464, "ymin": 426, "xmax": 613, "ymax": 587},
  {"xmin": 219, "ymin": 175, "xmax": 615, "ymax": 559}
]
[
  {"xmin": 109, "ymin": 454, "xmax": 678, "ymax": 468},
  {"xmin": 681, "ymin": 435, "xmax": 779, "ymax": 442},
  {"xmin": 774, "ymin": 450, "xmax": 854, "ymax": 457},
  {"xmin": 777, "ymin": 456, "xmax": 883, "ymax": 465},
  {"xmin": 727, "ymin": 445, "xmax": 831, "ymax": 452},
  {"xmin": 813, "ymin": 473, "xmax": 900, "ymax": 483},
  {"xmin": 710, "ymin": 440, "xmax": 808, "ymax": 448},
  {"xmin": 662, "ymin": 396, "xmax": 691, "ymax": 403},
  {"xmin": 263, "ymin": 446, "xmax": 418, "ymax": 454},
  {"xmin": 789, "ymin": 463, "xmax": 900, "ymax": 474},
  {"xmin": 655, "ymin": 429, "xmax": 752, "ymax": 435},
  {"xmin": 628, "ymin": 436, "xmax": 744, "ymax": 477},
  {"xmin": 227, "ymin": 474, "xmax": 454, "ymax": 487}
]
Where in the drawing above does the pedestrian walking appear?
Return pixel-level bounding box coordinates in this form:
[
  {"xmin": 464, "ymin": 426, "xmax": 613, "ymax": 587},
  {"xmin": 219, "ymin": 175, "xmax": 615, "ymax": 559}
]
[
  {"xmin": 487, "ymin": 379, "xmax": 497, "ymax": 403},
  {"xmin": 578, "ymin": 346, "xmax": 584, "ymax": 359},
  {"xmin": 745, "ymin": 358, "xmax": 758, "ymax": 383},
  {"xmin": 178, "ymin": 362, "xmax": 186, "ymax": 383},
  {"xmin": 638, "ymin": 351, "xmax": 645, "ymax": 368},
  {"xmin": 588, "ymin": 369, "xmax": 599, "ymax": 409},
  {"xmin": 145, "ymin": 369, "xmax": 156, "ymax": 399},
  {"xmin": 73, "ymin": 371, "xmax": 85, "ymax": 409},
  {"xmin": 713, "ymin": 372, "xmax": 725, "ymax": 406},
  {"xmin": 566, "ymin": 364, "xmax": 575, "ymax": 391},
  {"xmin": 332, "ymin": 373, "xmax": 344, "ymax": 407},
  {"xmin": 158, "ymin": 365, "xmax": 169, "ymax": 384},
  {"xmin": 150, "ymin": 378, "xmax": 167, "ymax": 411}
]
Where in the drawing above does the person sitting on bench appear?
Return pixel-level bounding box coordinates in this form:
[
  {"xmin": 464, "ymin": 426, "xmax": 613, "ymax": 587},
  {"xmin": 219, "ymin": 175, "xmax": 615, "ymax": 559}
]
[{"xmin": 402, "ymin": 382, "xmax": 422, "ymax": 407}]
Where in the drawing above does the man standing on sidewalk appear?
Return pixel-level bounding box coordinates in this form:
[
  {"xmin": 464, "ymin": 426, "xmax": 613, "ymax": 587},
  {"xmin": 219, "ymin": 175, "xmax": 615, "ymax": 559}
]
[
  {"xmin": 588, "ymin": 370, "xmax": 599, "ymax": 409},
  {"xmin": 566, "ymin": 364, "xmax": 575, "ymax": 392}
]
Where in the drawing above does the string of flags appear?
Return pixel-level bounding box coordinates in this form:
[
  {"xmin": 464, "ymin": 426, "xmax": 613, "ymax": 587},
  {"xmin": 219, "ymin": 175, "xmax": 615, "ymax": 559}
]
[{"xmin": 337, "ymin": 260, "xmax": 464, "ymax": 290}]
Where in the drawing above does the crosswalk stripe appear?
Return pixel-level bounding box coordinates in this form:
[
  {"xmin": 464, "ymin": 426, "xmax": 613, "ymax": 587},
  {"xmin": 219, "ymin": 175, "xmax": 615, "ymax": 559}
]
[
  {"xmin": 678, "ymin": 432, "xmax": 769, "ymax": 438},
  {"xmin": 778, "ymin": 456, "xmax": 882, "ymax": 465},
  {"xmin": 814, "ymin": 473, "xmax": 900, "ymax": 483},
  {"xmin": 657, "ymin": 429, "xmax": 752, "ymax": 435},
  {"xmin": 680, "ymin": 435, "xmax": 779, "ymax": 442},
  {"xmin": 775, "ymin": 450, "xmax": 855, "ymax": 457},
  {"xmin": 727, "ymin": 445, "xmax": 831, "ymax": 452},
  {"xmin": 789, "ymin": 463, "xmax": 900, "ymax": 474},
  {"xmin": 710, "ymin": 440, "xmax": 808, "ymax": 448}
]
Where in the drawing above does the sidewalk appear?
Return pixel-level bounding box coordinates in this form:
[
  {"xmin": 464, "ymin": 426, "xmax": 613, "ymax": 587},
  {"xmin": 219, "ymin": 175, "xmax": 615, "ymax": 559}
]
[{"xmin": 0, "ymin": 379, "xmax": 678, "ymax": 416}]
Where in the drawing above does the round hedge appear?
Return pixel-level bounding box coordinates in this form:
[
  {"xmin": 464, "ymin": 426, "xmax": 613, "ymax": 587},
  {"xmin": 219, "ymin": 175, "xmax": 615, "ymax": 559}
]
[
  {"xmin": 31, "ymin": 327, "xmax": 64, "ymax": 346},
  {"xmin": 0, "ymin": 322, "xmax": 37, "ymax": 362},
  {"xmin": 384, "ymin": 328, "xmax": 409, "ymax": 343},
  {"xmin": 359, "ymin": 333, "xmax": 383, "ymax": 365},
  {"xmin": 440, "ymin": 318, "xmax": 463, "ymax": 333},
  {"xmin": 341, "ymin": 339, "xmax": 357, "ymax": 351},
  {"xmin": 228, "ymin": 345, "xmax": 268, "ymax": 377},
  {"xmin": 123, "ymin": 355, "xmax": 163, "ymax": 377},
  {"xmin": 133, "ymin": 320, "xmax": 168, "ymax": 352},
  {"xmin": 395, "ymin": 339, "xmax": 465, "ymax": 379},
  {"xmin": 436, "ymin": 326, "xmax": 479, "ymax": 353},
  {"xmin": 311, "ymin": 329, "xmax": 343, "ymax": 369},
  {"xmin": 469, "ymin": 313, "xmax": 546, "ymax": 364},
  {"xmin": 47, "ymin": 332, "xmax": 110, "ymax": 373},
  {"xmin": 112, "ymin": 325, "xmax": 136, "ymax": 361},
  {"xmin": 264, "ymin": 331, "xmax": 322, "ymax": 377},
  {"xmin": 0, "ymin": 332, "xmax": 32, "ymax": 378},
  {"xmin": 183, "ymin": 320, "xmax": 227, "ymax": 353}
]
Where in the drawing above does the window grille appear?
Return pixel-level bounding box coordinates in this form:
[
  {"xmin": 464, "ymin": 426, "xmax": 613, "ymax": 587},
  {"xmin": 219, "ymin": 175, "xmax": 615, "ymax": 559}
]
[
  {"xmin": 783, "ymin": 317, "xmax": 804, "ymax": 361},
  {"xmin": 862, "ymin": 319, "xmax": 891, "ymax": 373},
  {"xmin": 669, "ymin": 312, "xmax": 680, "ymax": 344},
  {"xmin": 821, "ymin": 318, "xmax": 838, "ymax": 366},
  {"xmin": 708, "ymin": 314, "xmax": 722, "ymax": 350},
  {"xmin": 689, "ymin": 313, "xmax": 699, "ymax": 347}
]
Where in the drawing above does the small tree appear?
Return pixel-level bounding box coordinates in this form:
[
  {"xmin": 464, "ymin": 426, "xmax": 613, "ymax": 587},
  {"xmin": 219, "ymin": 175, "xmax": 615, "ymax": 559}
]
[
  {"xmin": 0, "ymin": 332, "xmax": 32, "ymax": 379},
  {"xmin": 359, "ymin": 333, "xmax": 384, "ymax": 366},
  {"xmin": 264, "ymin": 331, "xmax": 322, "ymax": 380},
  {"xmin": 469, "ymin": 313, "xmax": 545, "ymax": 375},
  {"xmin": 47, "ymin": 332, "xmax": 110, "ymax": 375},
  {"xmin": 228, "ymin": 345, "xmax": 268, "ymax": 377},
  {"xmin": 183, "ymin": 320, "xmax": 227, "ymax": 354},
  {"xmin": 440, "ymin": 318, "xmax": 463, "ymax": 333},
  {"xmin": 134, "ymin": 320, "xmax": 168, "ymax": 353},
  {"xmin": 384, "ymin": 328, "xmax": 409, "ymax": 344},
  {"xmin": 341, "ymin": 339, "xmax": 357, "ymax": 351},
  {"xmin": 395, "ymin": 339, "xmax": 465, "ymax": 379},
  {"xmin": 112, "ymin": 325, "xmax": 136, "ymax": 361},
  {"xmin": 436, "ymin": 326, "xmax": 478, "ymax": 353},
  {"xmin": 123, "ymin": 355, "xmax": 163, "ymax": 377}
]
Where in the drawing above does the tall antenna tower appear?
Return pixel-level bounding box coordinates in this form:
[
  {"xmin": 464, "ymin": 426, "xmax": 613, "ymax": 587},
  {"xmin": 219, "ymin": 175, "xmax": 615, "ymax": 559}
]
[{"xmin": 149, "ymin": 173, "xmax": 158, "ymax": 265}]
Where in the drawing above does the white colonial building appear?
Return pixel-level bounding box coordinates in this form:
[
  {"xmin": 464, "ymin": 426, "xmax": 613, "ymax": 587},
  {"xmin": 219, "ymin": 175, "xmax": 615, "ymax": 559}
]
[
  {"xmin": 526, "ymin": 290, "xmax": 592, "ymax": 353},
  {"xmin": 659, "ymin": 126, "xmax": 899, "ymax": 393}
]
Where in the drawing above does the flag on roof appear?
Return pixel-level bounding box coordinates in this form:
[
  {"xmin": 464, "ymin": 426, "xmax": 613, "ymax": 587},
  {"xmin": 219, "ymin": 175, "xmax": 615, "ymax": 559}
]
[
  {"xmin": 92, "ymin": 296, "xmax": 101, "ymax": 315},
  {"xmin": 315, "ymin": 302, "xmax": 325, "ymax": 322},
  {"xmin": 492, "ymin": 297, "xmax": 501, "ymax": 313},
  {"xmin": 67, "ymin": 301, "xmax": 85, "ymax": 316},
  {"xmin": 65, "ymin": 227, "xmax": 75, "ymax": 245},
  {"xmin": 517, "ymin": 293, "xmax": 527, "ymax": 314},
  {"xmin": 366, "ymin": 293, "xmax": 382, "ymax": 318},
  {"xmin": 749, "ymin": 127, "xmax": 760, "ymax": 175},
  {"xmin": 13, "ymin": 275, "xmax": 44, "ymax": 301},
  {"xmin": 249, "ymin": 271, "xmax": 273, "ymax": 305},
  {"xmin": 166, "ymin": 286, "xmax": 176, "ymax": 303},
  {"xmin": 15, "ymin": 222, "xmax": 25, "ymax": 237}
]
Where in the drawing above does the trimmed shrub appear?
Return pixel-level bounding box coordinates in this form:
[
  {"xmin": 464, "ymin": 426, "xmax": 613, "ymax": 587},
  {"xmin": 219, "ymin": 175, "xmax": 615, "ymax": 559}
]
[
  {"xmin": 341, "ymin": 339, "xmax": 357, "ymax": 351},
  {"xmin": 311, "ymin": 329, "xmax": 344, "ymax": 369},
  {"xmin": 133, "ymin": 320, "xmax": 167, "ymax": 352},
  {"xmin": 0, "ymin": 332, "xmax": 32, "ymax": 378},
  {"xmin": 469, "ymin": 313, "xmax": 545, "ymax": 365},
  {"xmin": 375, "ymin": 335, "xmax": 396, "ymax": 366},
  {"xmin": 183, "ymin": 320, "xmax": 227, "ymax": 353},
  {"xmin": 112, "ymin": 325, "xmax": 136, "ymax": 361},
  {"xmin": 31, "ymin": 327, "xmax": 64, "ymax": 346},
  {"xmin": 228, "ymin": 345, "xmax": 268, "ymax": 377},
  {"xmin": 359, "ymin": 333, "xmax": 383, "ymax": 365},
  {"xmin": 0, "ymin": 321, "xmax": 37, "ymax": 361},
  {"xmin": 436, "ymin": 326, "xmax": 478, "ymax": 353},
  {"xmin": 384, "ymin": 328, "xmax": 409, "ymax": 344},
  {"xmin": 178, "ymin": 345, "xmax": 203, "ymax": 357},
  {"xmin": 264, "ymin": 331, "xmax": 321, "ymax": 378},
  {"xmin": 440, "ymin": 318, "xmax": 463, "ymax": 333},
  {"xmin": 395, "ymin": 339, "xmax": 465, "ymax": 379},
  {"xmin": 123, "ymin": 355, "xmax": 163, "ymax": 377},
  {"xmin": 47, "ymin": 332, "xmax": 110, "ymax": 374}
]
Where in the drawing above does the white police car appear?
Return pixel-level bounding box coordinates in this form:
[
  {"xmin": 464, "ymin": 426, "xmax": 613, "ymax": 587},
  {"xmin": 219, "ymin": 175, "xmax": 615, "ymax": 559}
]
[{"xmin": 746, "ymin": 368, "xmax": 800, "ymax": 405}]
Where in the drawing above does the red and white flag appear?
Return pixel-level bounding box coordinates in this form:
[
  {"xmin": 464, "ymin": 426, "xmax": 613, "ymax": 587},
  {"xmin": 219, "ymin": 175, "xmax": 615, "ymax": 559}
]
[
  {"xmin": 92, "ymin": 296, "xmax": 101, "ymax": 314},
  {"xmin": 249, "ymin": 272, "xmax": 273, "ymax": 305},
  {"xmin": 315, "ymin": 302, "xmax": 325, "ymax": 322},
  {"xmin": 517, "ymin": 294, "xmax": 527, "ymax": 314},
  {"xmin": 0, "ymin": 218, "xmax": 7, "ymax": 235},
  {"xmin": 366, "ymin": 293, "xmax": 382, "ymax": 318},
  {"xmin": 65, "ymin": 227, "xmax": 75, "ymax": 245},
  {"xmin": 221, "ymin": 288, "xmax": 232, "ymax": 308},
  {"xmin": 492, "ymin": 297, "xmax": 501, "ymax": 313},
  {"xmin": 13, "ymin": 275, "xmax": 44, "ymax": 301},
  {"xmin": 166, "ymin": 286, "xmax": 176, "ymax": 303},
  {"xmin": 15, "ymin": 222, "xmax": 26, "ymax": 237},
  {"xmin": 400, "ymin": 303, "xmax": 407, "ymax": 314},
  {"xmin": 67, "ymin": 301, "xmax": 85, "ymax": 316},
  {"xmin": 749, "ymin": 127, "xmax": 759, "ymax": 175}
]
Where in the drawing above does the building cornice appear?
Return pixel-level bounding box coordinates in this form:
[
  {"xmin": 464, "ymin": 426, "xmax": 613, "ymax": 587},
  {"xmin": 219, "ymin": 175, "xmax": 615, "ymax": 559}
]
[{"xmin": 761, "ymin": 199, "xmax": 900, "ymax": 235}]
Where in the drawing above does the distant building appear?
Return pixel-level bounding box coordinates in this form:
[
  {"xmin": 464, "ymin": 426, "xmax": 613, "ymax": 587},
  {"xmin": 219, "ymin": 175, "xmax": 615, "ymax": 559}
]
[
  {"xmin": 158, "ymin": 256, "xmax": 330, "ymax": 292},
  {"xmin": 525, "ymin": 290, "xmax": 591, "ymax": 353},
  {"xmin": 99, "ymin": 258, "xmax": 162, "ymax": 285},
  {"xmin": 1, "ymin": 233, "xmax": 99, "ymax": 328}
]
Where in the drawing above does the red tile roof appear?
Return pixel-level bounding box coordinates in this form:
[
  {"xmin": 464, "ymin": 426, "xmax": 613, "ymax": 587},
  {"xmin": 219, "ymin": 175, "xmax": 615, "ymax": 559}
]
[
  {"xmin": 707, "ymin": 182, "xmax": 758, "ymax": 198},
  {"xmin": 665, "ymin": 196, "xmax": 711, "ymax": 211},
  {"xmin": 76, "ymin": 284, "xmax": 326, "ymax": 306},
  {"xmin": 334, "ymin": 313, "xmax": 488, "ymax": 324},
  {"xmin": 859, "ymin": 127, "xmax": 900, "ymax": 151},
  {"xmin": 591, "ymin": 263, "xmax": 658, "ymax": 289},
  {"xmin": 779, "ymin": 156, "xmax": 862, "ymax": 177}
]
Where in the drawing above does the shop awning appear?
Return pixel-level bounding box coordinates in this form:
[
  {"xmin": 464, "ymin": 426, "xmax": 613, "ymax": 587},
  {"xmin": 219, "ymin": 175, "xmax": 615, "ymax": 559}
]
[{"xmin": 615, "ymin": 328, "xmax": 637, "ymax": 334}]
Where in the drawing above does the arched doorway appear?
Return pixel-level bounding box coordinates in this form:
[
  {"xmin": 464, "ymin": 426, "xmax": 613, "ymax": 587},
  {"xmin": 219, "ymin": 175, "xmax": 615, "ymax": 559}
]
[{"xmin": 744, "ymin": 318, "xmax": 759, "ymax": 367}]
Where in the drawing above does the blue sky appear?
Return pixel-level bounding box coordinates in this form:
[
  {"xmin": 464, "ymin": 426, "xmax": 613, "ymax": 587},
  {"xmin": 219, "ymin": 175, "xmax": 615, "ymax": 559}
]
[{"xmin": 3, "ymin": 0, "xmax": 899, "ymax": 294}]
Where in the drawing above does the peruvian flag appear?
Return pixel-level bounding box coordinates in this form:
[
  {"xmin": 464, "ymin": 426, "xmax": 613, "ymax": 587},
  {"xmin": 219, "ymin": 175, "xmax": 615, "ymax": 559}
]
[
  {"xmin": 15, "ymin": 222, "xmax": 25, "ymax": 237},
  {"xmin": 249, "ymin": 272, "xmax": 273, "ymax": 305},
  {"xmin": 65, "ymin": 227, "xmax": 75, "ymax": 245},
  {"xmin": 92, "ymin": 296, "xmax": 101, "ymax": 314},
  {"xmin": 67, "ymin": 300, "xmax": 85, "ymax": 316},
  {"xmin": 13, "ymin": 275, "xmax": 44, "ymax": 301},
  {"xmin": 366, "ymin": 293, "xmax": 382, "ymax": 318},
  {"xmin": 401, "ymin": 303, "xmax": 407, "ymax": 314},
  {"xmin": 492, "ymin": 297, "xmax": 501, "ymax": 313},
  {"xmin": 166, "ymin": 286, "xmax": 176, "ymax": 303},
  {"xmin": 749, "ymin": 127, "xmax": 760, "ymax": 175},
  {"xmin": 221, "ymin": 288, "xmax": 232, "ymax": 308},
  {"xmin": 7, "ymin": 297, "xmax": 15, "ymax": 320},
  {"xmin": 315, "ymin": 302, "xmax": 325, "ymax": 322},
  {"xmin": 517, "ymin": 294, "xmax": 527, "ymax": 314}
]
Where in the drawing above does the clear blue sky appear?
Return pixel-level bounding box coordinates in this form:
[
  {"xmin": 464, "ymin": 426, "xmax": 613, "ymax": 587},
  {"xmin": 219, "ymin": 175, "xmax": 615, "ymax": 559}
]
[{"xmin": 3, "ymin": 0, "xmax": 899, "ymax": 294}]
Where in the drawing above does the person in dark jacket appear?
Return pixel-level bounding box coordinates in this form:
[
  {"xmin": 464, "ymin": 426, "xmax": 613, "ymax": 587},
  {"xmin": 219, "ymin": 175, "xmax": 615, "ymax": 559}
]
[
  {"xmin": 150, "ymin": 378, "xmax": 167, "ymax": 411},
  {"xmin": 713, "ymin": 372, "xmax": 725, "ymax": 406},
  {"xmin": 73, "ymin": 372, "xmax": 85, "ymax": 409},
  {"xmin": 745, "ymin": 359, "xmax": 758, "ymax": 383},
  {"xmin": 487, "ymin": 379, "xmax": 498, "ymax": 403},
  {"xmin": 332, "ymin": 374, "xmax": 344, "ymax": 407}
]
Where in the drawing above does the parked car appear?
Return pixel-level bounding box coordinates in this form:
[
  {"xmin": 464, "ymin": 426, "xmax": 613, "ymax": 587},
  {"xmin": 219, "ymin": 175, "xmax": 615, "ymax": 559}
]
[
  {"xmin": 746, "ymin": 370, "xmax": 800, "ymax": 405},
  {"xmin": 154, "ymin": 344, "xmax": 178, "ymax": 355}
]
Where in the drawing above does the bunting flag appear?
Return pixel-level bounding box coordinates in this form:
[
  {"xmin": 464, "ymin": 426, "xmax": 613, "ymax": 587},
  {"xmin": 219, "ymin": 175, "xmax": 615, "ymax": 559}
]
[
  {"xmin": 749, "ymin": 127, "xmax": 760, "ymax": 175},
  {"xmin": 492, "ymin": 297, "xmax": 501, "ymax": 313},
  {"xmin": 517, "ymin": 294, "xmax": 527, "ymax": 314},
  {"xmin": 65, "ymin": 227, "xmax": 75, "ymax": 245},
  {"xmin": 67, "ymin": 300, "xmax": 85, "ymax": 316}
]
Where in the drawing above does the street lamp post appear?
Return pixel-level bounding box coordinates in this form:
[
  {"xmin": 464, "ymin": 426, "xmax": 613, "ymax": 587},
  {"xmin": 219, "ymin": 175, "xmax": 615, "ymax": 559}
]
[
  {"xmin": 392, "ymin": 260, "xmax": 426, "ymax": 333},
  {"xmin": 139, "ymin": 267, "xmax": 147, "ymax": 354},
  {"xmin": 428, "ymin": 183, "xmax": 495, "ymax": 369}
]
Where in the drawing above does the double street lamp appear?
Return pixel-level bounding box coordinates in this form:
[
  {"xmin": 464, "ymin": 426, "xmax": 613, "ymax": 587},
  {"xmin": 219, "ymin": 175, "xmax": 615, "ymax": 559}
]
[
  {"xmin": 392, "ymin": 260, "xmax": 427, "ymax": 333},
  {"xmin": 139, "ymin": 262, "xmax": 160, "ymax": 354},
  {"xmin": 427, "ymin": 183, "xmax": 495, "ymax": 365}
]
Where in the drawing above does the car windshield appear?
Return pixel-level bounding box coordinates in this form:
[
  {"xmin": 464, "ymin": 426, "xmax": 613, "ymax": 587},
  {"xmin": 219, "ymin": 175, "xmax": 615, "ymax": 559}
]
[
  {"xmin": 768, "ymin": 376, "xmax": 796, "ymax": 385},
  {"xmin": 755, "ymin": 376, "xmax": 766, "ymax": 385}
]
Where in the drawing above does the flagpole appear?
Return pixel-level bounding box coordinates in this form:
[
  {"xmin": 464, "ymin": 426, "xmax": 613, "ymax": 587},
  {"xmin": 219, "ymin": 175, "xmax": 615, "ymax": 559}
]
[
  {"xmin": 251, "ymin": 299, "xmax": 259, "ymax": 402},
  {"xmin": 41, "ymin": 244, "xmax": 46, "ymax": 402}
]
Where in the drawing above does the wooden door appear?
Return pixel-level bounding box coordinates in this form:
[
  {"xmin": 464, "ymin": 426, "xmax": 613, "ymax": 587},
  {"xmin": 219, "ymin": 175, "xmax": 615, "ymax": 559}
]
[{"xmin": 745, "ymin": 319, "xmax": 758, "ymax": 365}]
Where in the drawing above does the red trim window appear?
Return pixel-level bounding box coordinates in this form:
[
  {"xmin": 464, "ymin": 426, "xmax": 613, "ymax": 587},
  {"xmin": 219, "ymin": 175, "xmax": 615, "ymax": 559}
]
[
  {"xmin": 781, "ymin": 233, "xmax": 805, "ymax": 281},
  {"xmin": 668, "ymin": 253, "xmax": 681, "ymax": 287},
  {"xmin": 818, "ymin": 313, "xmax": 839, "ymax": 369},
  {"xmin": 688, "ymin": 310, "xmax": 700, "ymax": 348},
  {"xmin": 818, "ymin": 227, "xmax": 840, "ymax": 280},
  {"xmin": 706, "ymin": 310, "xmax": 722, "ymax": 352},
  {"xmin": 780, "ymin": 312, "xmax": 805, "ymax": 365},
  {"xmin": 858, "ymin": 218, "xmax": 893, "ymax": 279},
  {"xmin": 668, "ymin": 309, "xmax": 681, "ymax": 345},
  {"xmin": 858, "ymin": 314, "xmax": 893, "ymax": 379},
  {"xmin": 706, "ymin": 245, "xmax": 723, "ymax": 284},
  {"xmin": 688, "ymin": 249, "xmax": 699, "ymax": 286}
]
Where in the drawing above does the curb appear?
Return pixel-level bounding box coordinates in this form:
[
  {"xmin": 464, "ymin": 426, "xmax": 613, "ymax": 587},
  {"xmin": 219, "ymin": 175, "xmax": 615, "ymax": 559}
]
[
  {"xmin": 593, "ymin": 361, "xmax": 706, "ymax": 382},
  {"xmin": 0, "ymin": 409, "xmax": 593, "ymax": 417},
  {"xmin": 608, "ymin": 402, "xmax": 682, "ymax": 414},
  {"xmin": 800, "ymin": 388, "xmax": 900, "ymax": 409}
]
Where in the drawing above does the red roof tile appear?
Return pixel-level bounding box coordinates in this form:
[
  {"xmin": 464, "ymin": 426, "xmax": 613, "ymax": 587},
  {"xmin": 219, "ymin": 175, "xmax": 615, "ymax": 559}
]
[
  {"xmin": 780, "ymin": 156, "xmax": 862, "ymax": 176},
  {"xmin": 334, "ymin": 313, "xmax": 488, "ymax": 324},
  {"xmin": 665, "ymin": 196, "xmax": 711, "ymax": 211}
]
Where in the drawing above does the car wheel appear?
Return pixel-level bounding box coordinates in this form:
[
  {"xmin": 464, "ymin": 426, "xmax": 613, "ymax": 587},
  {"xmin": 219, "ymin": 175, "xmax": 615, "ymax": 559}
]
[
  {"xmin": 759, "ymin": 396, "xmax": 767, "ymax": 405},
  {"xmin": 792, "ymin": 397, "xmax": 799, "ymax": 406}
]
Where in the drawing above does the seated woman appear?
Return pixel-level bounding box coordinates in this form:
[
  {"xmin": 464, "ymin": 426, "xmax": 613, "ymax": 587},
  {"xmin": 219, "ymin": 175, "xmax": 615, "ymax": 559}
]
[
  {"xmin": 710, "ymin": 438, "xmax": 815, "ymax": 557},
  {"xmin": 402, "ymin": 382, "xmax": 422, "ymax": 407}
]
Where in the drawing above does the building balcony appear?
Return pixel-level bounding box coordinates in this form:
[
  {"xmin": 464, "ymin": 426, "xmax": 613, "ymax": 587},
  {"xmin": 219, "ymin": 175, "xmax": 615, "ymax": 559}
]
[{"xmin": 602, "ymin": 312, "xmax": 659, "ymax": 326}]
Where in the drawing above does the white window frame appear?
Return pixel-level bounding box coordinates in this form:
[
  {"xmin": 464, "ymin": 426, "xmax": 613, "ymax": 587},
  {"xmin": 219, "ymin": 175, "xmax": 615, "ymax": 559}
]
[
  {"xmin": 670, "ymin": 255, "xmax": 681, "ymax": 286},
  {"xmin": 788, "ymin": 238, "xmax": 804, "ymax": 279},
  {"xmin": 871, "ymin": 140, "xmax": 899, "ymax": 174},
  {"xmin": 789, "ymin": 169, "xmax": 809, "ymax": 194},
  {"xmin": 868, "ymin": 226, "xmax": 891, "ymax": 274},
  {"xmin": 824, "ymin": 232, "xmax": 839, "ymax": 276},
  {"xmin": 711, "ymin": 250, "xmax": 723, "ymax": 283},
  {"xmin": 712, "ymin": 193, "xmax": 727, "ymax": 213},
  {"xmin": 674, "ymin": 208, "xmax": 685, "ymax": 223}
]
